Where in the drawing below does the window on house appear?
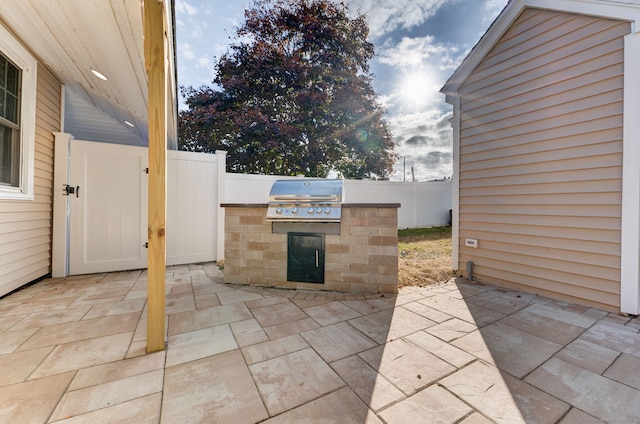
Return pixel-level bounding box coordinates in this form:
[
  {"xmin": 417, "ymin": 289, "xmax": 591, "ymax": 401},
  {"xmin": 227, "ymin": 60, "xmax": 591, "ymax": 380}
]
[
  {"xmin": 0, "ymin": 54, "xmax": 21, "ymax": 187},
  {"xmin": 0, "ymin": 22, "xmax": 37, "ymax": 201}
]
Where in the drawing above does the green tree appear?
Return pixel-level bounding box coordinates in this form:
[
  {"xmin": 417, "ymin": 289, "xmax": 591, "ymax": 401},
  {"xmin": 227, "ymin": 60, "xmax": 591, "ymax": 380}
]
[{"xmin": 179, "ymin": 0, "xmax": 396, "ymax": 179}]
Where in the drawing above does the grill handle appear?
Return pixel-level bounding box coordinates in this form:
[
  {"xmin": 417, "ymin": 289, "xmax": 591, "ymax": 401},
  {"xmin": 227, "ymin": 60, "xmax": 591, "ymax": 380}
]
[{"xmin": 272, "ymin": 195, "xmax": 338, "ymax": 201}]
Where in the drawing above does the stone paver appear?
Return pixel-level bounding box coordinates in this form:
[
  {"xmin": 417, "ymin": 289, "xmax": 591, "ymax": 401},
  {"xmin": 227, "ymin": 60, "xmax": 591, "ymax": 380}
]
[
  {"xmin": 359, "ymin": 338, "xmax": 455, "ymax": 395},
  {"xmin": 229, "ymin": 318, "xmax": 270, "ymax": 347},
  {"xmin": 466, "ymin": 289, "xmax": 532, "ymax": 315},
  {"xmin": 2, "ymin": 266, "xmax": 640, "ymax": 423},
  {"xmin": 167, "ymin": 303, "xmax": 252, "ymax": 336},
  {"xmin": 379, "ymin": 385, "xmax": 472, "ymax": 423},
  {"xmin": 165, "ymin": 324, "xmax": 237, "ymax": 367},
  {"xmin": 241, "ymin": 334, "xmax": 309, "ymax": 365},
  {"xmin": 68, "ymin": 351, "xmax": 166, "ymax": 390},
  {"xmin": 402, "ymin": 300, "xmax": 452, "ymax": 323},
  {"xmin": 261, "ymin": 387, "xmax": 383, "ymax": 424},
  {"xmin": 603, "ymin": 353, "xmax": 640, "ymax": 390},
  {"xmin": 331, "ymin": 355, "xmax": 405, "ymax": 412},
  {"xmin": 460, "ymin": 413, "xmax": 495, "ymax": 424},
  {"xmin": 580, "ymin": 320, "xmax": 640, "ymax": 354},
  {"xmin": 441, "ymin": 360, "xmax": 569, "ymax": 424},
  {"xmin": 50, "ymin": 393, "xmax": 162, "ymax": 424},
  {"xmin": 251, "ymin": 301, "xmax": 309, "ymax": 327},
  {"xmin": 262, "ymin": 317, "xmax": 320, "ymax": 339},
  {"xmin": 162, "ymin": 350, "xmax": 269, "ymax": 424},
  {"xmin": 427, "ymin": 317, "xmax": 477, "ymax": 342},
  {"xmin": 452, "ymin": 323, "xmax": 562, "ymax": 378},
  {"xmin": 559, "ymin": 408, "xmax": 606, "ymax": 424},
  {"xmin": 301, "ymin": 321, "xmax": 376, "ymax": 362},
  {"xmin": 405, "ymin": 330, "xmax": 475, "ymax": 368},
  {"xmin": 303, "ymin": 301, "xmax": 362, "ymax": 326},
  {"xmin": 525, "ymin": 357, "xmax": 640, "ymax": 423},
  {"xmin": 0, "ymin": 372, "xmax": 75, "ymax": 423},
  {"xmin": 554, "ymin": 338, "xmax": 619, "ymax": 374},
  {"xmin": 248, "ymin": 348, "xmax": 344, "ymax": 416},
  {"xmin": 49, "ymin": 369, "xmax": 164, "ymax": 421},
  {"xmin": 500, "ymin": 307, "xmax": 587, "ymax": 345},
  {"xmin": 30, "ymin": 332, "xmax": 133, "ymax": 378}
]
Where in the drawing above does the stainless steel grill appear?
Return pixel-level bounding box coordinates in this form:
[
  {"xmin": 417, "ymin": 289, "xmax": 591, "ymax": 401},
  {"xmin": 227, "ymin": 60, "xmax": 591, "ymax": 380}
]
[{"xmin": 266, "ymin": 179, "xmax": 344, "ymax": 222}]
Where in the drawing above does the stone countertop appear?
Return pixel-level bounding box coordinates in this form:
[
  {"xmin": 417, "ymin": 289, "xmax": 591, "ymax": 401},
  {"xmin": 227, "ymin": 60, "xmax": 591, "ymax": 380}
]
[{"xmin": 220, "ymin": 203, "xmax": 401, "ymax": 208}]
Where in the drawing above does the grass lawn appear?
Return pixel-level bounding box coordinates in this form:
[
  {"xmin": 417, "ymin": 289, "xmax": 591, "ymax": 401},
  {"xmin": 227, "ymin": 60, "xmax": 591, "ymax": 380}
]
[{"xmin": 398, "ymin": 226, "xmax": 455, "ymax": 288}]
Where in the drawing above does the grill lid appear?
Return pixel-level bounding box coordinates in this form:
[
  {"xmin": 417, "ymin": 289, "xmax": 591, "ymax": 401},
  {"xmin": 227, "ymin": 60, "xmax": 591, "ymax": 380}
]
[{"xmin": 266, "ymin": 179, "xmax": 344, "ymax": 222}]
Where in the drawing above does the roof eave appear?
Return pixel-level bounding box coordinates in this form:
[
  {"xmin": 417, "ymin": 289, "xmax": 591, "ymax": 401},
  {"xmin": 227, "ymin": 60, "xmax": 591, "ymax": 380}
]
[{"xmin": 440, "ymin": 0, "xmax": 640, "ymax": 101}]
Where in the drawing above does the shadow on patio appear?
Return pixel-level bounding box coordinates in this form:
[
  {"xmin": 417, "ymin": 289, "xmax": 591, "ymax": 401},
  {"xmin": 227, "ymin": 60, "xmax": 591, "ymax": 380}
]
[{"xmin": 1, "ymin": 263, "xmax": 639, "ymax": 423}]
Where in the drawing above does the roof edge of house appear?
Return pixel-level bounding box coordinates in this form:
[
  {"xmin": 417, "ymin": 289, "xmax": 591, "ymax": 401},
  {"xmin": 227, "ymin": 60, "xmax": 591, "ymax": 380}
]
[{"xmin": 440, "ymin": 0, "xmax": 640, "ymax": 101}]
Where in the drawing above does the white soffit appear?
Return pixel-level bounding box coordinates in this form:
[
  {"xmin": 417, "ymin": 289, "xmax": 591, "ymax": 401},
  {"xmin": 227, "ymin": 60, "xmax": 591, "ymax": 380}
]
[
  {"xmin": 0, "ymin": 0, "xmax": 147, "ymax": 116},
  {"xmin": 0, "ymin": 0, "xmax": 177, "ymax": 148}
]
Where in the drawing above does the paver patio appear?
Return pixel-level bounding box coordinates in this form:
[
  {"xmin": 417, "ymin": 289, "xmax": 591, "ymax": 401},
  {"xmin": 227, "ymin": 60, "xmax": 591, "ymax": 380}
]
[{"xmin": 1, "ymin": 262, "xmax": 639, "ymax": 423}]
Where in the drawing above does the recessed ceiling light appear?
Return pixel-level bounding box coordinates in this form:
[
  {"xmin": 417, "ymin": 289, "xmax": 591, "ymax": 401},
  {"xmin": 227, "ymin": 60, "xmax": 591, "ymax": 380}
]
[
  {"xmin": 124, "ymin": 120, "xmax": 135, "ymax": 128},
  {"xmin": 91, "ymin": 69, "xmax": 108, "ymax": 81}
]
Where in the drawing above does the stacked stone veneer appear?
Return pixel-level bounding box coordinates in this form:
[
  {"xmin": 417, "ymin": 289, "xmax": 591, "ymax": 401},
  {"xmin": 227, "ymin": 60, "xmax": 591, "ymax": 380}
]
[{"xmin": 222, "ymin": 204, "xmax": 399, "ymax": 294}]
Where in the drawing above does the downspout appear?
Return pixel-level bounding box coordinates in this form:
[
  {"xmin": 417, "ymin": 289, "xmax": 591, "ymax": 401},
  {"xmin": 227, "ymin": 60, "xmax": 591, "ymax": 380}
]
[{"xmin": 451, "ymin": 95, "xmax": 461, "ymax": 273}]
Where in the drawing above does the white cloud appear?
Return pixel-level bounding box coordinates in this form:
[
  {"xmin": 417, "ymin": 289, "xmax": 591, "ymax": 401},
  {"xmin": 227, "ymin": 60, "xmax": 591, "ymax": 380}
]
[
  {"xmin": 197, "ymin": 57, "xmax": 210, "ymax": 68},
  {"xmin": 378, "ymin": 36, "xmax": 460, "ymax": 71},
  {"xmin": 388, "ymin": 110, "xmax": 453, "ymax": 181},
  {"xmin": 175, "ymin": 0, "xmax": 198, "ymax": 16},
  {"xmin": 345, "ymin": 0, "xmax": 452, "ymax": 39},
  {"xmin": 179, "ymin": 42, "xmax": 196, "ymax": 60},
  {"xmin": 485, "ymin": 0, "xmax": 508, "ymax": 14}
]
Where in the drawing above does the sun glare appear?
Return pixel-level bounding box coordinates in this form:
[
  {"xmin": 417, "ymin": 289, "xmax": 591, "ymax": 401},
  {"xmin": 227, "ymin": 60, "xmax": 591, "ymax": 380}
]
[{"xmin": 398, "ymin": 71, "xmax": 438, "ymax": 110}]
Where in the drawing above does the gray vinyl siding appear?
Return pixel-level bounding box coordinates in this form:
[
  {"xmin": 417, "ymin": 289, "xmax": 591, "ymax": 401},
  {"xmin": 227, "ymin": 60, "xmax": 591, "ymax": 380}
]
[
  {"xmin": 457, "ymin": 8, "xmax": 630, "ymax": 310},
  {"xmin": 0, "ymin": 61, "xmax": 61, "ymax": 296}
]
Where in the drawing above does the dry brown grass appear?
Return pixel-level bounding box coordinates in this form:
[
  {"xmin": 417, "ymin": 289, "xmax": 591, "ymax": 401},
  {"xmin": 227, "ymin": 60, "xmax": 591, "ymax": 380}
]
[{"xmin": 398, "ymin": 226, "xmax": 455, "ymax": 288}]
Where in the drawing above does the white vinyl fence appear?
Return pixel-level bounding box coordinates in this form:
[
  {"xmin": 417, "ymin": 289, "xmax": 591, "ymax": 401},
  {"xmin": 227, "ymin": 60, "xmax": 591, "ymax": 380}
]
[
  {"xmin": 167, "ymin": 150, "xmax": 224, "ymax": 266},
  {"xmin": 55, "ymin": 143, "xmax": 450, "ymax": 276},
  {"xmin": 224, "ymin": 173, "xmax": 452, "ymax": 229},
  {"xmin": 165, "ymin": 160, "xmax": 451, "ymax": 266}
]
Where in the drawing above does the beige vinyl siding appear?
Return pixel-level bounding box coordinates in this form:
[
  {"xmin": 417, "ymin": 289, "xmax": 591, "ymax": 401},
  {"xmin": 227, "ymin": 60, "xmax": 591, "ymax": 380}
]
[
  {"xmin": 457, "ymin": 8, "xmax": 630, "ymax": 311},
  {"xmin": 0, "ymin": 63, "xmax": 61, "ymax": 296}
]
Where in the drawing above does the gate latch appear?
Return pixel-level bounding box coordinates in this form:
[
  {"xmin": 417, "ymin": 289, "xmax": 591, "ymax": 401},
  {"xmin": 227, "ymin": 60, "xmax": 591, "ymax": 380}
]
[{"xmin": 63, "ymin": 184, "xmax": 80, "ymax": 197}]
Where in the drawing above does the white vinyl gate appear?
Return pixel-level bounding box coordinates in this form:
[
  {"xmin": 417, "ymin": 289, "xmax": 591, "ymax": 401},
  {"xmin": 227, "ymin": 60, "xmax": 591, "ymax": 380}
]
[
  {"xmin": 69, "ymin": 140, "xmax": 148, "ymax": 275},
  {"xmin": 52, "ymin": 135, "xmax": 224, "ymax": 277}
]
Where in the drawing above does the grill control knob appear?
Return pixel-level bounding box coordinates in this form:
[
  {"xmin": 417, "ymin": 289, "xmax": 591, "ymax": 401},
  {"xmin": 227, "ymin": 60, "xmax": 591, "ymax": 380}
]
[
  {"xmin": 275, "ymin": 207, "xmax": 282, "ymax": 214},
  {"xmin": 315, "ymin": 208, "xmax": 322, "ymax": 213},
  {"xmin": 291, "ymin": 208, "xmax": 298, "ymax": 214},
  {"xmin": 323, "ymin": 208, "xmax": 331, "ymax": 214},
  {"xmin": 308, "ymin": 208, "xmax": 314, "ymax": 214}
]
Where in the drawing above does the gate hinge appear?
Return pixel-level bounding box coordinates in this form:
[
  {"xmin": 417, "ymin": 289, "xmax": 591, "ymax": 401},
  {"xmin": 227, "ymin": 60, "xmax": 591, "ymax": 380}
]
[
  {"xmin": 143, "ymin": 168, "xmax": 149, "ymax": 174},
  {"xmin": 143, "ymin": 242, "xmax": 148, "ymax": 248}
]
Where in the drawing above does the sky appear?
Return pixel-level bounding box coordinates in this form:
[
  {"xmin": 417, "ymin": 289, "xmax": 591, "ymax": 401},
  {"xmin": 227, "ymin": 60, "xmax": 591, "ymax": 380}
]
[{"xmin": 174, "ymin": 0, "xmax": 510, "ymax": 181}]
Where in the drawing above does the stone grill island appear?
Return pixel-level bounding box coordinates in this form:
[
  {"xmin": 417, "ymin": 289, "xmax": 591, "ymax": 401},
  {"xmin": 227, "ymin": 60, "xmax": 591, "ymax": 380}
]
[{"xmin": 221, "ymin": 202, "xmax": 400, "ymax": 294}]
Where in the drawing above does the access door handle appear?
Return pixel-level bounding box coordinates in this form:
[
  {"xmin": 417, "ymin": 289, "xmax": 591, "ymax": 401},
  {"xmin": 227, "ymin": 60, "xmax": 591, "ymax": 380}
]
[{"xmin": 315, "ymin": 250, "xmax": 319, "ymax": 268}]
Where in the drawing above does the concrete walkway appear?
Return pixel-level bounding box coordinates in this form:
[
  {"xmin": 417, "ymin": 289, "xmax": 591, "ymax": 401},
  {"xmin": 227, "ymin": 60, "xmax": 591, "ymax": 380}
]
[{"xmin": 1, "ymin": 263, "xmax": 639, "ymax": 423}]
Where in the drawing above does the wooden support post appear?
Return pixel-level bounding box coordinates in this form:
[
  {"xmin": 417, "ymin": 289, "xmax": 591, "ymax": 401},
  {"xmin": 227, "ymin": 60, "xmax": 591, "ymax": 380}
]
[{"xmin": 144, "ymin": 0, "xmax": 167, "ymax": 353}]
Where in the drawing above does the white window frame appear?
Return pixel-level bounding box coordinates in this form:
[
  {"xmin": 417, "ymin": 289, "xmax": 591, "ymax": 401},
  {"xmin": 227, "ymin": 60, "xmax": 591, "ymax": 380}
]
[{"xmin": 0, "ymin": 23, "xmax": 37, "ymax": 201}]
